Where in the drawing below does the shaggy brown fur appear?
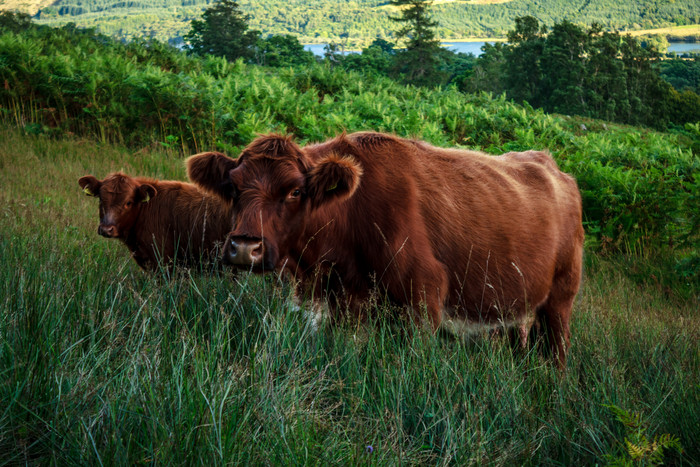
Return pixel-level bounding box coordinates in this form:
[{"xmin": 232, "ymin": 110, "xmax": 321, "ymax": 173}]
[
  {"xmin": 187, "ymin": 133, "xmax": 584, "ymax": 367},
  {"xmin": 79, "ymin": 165, "xmax": 234, "ymax": 271}
]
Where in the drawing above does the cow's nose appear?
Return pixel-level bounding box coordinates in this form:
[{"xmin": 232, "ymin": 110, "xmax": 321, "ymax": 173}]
[
  {"xmin": 225, "ymin": 237, "xmax": 263, "ymax": 266},
  {"xmin": 98, "ymin": 224, "xmax": 117, "ymax": 238}
]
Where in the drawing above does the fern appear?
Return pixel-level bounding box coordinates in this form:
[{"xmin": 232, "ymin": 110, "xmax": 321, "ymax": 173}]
[{"xmin": 605, "ymin": 404, "xmax": 683, "ymax": 466}]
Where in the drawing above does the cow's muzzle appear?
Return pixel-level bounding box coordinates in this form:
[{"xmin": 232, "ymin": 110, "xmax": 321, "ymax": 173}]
[
  {"xmin": 98, "ymin": 224, "xmax": 118, "ymax": 238},
  {"xmin": 223, "ymin": 235, "xmax": 265, "ymax": 268}
]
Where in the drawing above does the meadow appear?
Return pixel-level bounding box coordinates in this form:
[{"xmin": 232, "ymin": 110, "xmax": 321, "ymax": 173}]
[
  {"xmin": 1, "ymin": 19, "xmax": 699, "ymax": 464},
  {"xmin": 0, "ymin": 128, "xmax": 698, "ymax": 464}
]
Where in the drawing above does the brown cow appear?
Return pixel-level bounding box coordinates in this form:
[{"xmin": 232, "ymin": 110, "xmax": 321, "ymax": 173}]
[
  {"xmin": 186, "ymin": 133, "xmax": 584, "ymax": 366},
  {"xmin": 78, "ymin": 165, "xmax": 235, "ymax": 271}
]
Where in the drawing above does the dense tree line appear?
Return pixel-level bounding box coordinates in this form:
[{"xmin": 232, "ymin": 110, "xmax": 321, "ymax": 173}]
[
  {"xmin": 456, "ymin": 17, "xmax": 700, "ymax": 129},
  {"xmin": 34, "ymin": 0, "xmax": 700, "ymax": 45},
  {"xmin": 657, "ymin": 58, "xmax": 700, "ymax": 94},
  {"xmin": 178, "ymin": 0, "xmax": 699, "ymax": 130}
]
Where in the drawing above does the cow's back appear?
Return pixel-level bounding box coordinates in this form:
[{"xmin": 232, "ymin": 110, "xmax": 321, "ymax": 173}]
[
  {"xmin": 410, "ymin": 144, "xmax": 582, "ymax": 316},
  {"xmin": 129, "ymin": 180, "xmax": 234, "ymax": 268},
  {"xmin": 304, "ymin": 133, "xmax": 582, "ymax": 323}
]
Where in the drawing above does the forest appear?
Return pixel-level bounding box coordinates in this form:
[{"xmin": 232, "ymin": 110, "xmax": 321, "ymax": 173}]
[
  {"xmin": 32, "ymin": 0, "xmax": 700, "ymax": 45},
  {"xmin": 0, "ymin": 12, "xmax": 698, "ymax": 465}
]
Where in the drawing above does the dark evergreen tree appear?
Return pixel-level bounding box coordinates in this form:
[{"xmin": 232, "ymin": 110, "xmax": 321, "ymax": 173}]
[
  {"xmin": 505, "ymin": 16, "xmax": 546, "ymax": 107},
  {"xmin": 184, "ymin": 0, "xmax": 259, "ymax": 62},
  {"xmin": 586, "ymin": 28, "xmax": 630, "ymax": 122},
  {"xmin": 464, "ymin": 16, "xmax": 695, "ymax": 129},
  {"xmin": 540, "ymin": 20, "xmax": 589, "ymax": 115},
  {"xmin": 619, "ymin": 34, "xmax": 671, "ymax": 127},
  {"xmin": 389, "ymin": 0, "xmax": 445, "ymax": 86}
]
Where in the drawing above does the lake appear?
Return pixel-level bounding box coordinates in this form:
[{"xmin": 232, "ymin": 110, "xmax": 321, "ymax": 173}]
[
  {"xmin": 304, "ymin": 41, "xmax": 700, "ymax": 57},
  {"xmin": 668, "ymin": 42, "xmax": 700, "ymax": 54},
  {"xmin": 303, "ymin": 41, "xmax": 495, "ymax": 56}
]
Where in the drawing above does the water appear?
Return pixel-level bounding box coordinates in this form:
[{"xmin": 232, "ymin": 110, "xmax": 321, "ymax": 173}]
[
  {"xmin": 441, "ymin": 41, "xmax": 494, "ymax": 55},
  {"xmin": 304, "ymin": 41, "xmax": 700, "ymax": 57},
  {"xmin": 303, "ymin": 44, "xmax": 359, "ymax": 56},
  {"xmin": 668, "ymin": 42, "xmax": 700, "ymax": 54},
  {"xmin": 303, "ymin": 41, "xmax": 495, "ymax": 56}
]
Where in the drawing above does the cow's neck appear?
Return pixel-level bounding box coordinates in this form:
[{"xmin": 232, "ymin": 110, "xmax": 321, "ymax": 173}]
[{"xmin": 122, "ymin": 203, "xmax": 148, "ymax": 253}]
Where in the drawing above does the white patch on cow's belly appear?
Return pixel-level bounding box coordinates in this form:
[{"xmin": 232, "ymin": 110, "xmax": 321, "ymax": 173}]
[
  {"xmin": 290, "ymin": 295, "xmax": 328, "ymax": 332},
  {"xmin": 439, "ymin": 307, "xmax": 535, "ymax": 337}
]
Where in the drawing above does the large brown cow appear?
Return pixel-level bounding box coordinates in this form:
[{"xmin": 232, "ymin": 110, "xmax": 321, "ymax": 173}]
[
  {"xmin": 186, "ymin": 133, "xmax": 584, "ymax": 366},
  {"xmin": 79, "ymin": 165, "xmax": 235, "ymax": 271}
]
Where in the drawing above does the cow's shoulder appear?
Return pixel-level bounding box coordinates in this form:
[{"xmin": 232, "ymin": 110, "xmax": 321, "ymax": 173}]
[{"xmin": 347, "ymin": 131, "xmax": 402, "ymax": 150}]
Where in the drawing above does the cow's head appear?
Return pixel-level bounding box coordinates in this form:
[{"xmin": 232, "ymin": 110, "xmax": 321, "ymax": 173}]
[
  {"xmin": 78, "ymin": 173, "xmax": 156, "ymax": 239},
  {"xmin": 186, "ymin": 134, "xmax": 362, "ymax": 272}
]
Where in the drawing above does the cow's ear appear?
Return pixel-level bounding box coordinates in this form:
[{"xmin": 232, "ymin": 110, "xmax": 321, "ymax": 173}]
[
  {"xmin": 78, "ymin": 175, "xmax": 101, "ymax": 197},
  {"xmin": 136, "ymin": 184, "xmax": 157, "ymax": 203},
  {"xmin": 186, "ymin": 151, "xmax": 237, "ymax": 199},
  {"xmin": 306, "ymin": 153, "xmax": 363, "ymax": 209}
]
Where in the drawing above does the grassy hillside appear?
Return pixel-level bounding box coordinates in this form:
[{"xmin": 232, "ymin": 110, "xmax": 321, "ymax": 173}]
[
  {"xmin": 21, "ymin": 0, "xmax": 700, "ymax": 45},
  {"xmin": 0, "ymin": 127, "xmax": 698, "ymax": 464},
  {"xmin": 0, "ymin": 18, "xmax": 698, "ymax": 464}
]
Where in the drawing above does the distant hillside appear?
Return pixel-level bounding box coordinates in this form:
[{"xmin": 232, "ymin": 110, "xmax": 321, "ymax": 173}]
[
  {"xmin": 0, "ymin": 0, "xmax": 53, "ymax": 15},
  {"xmin": 4, "ymin": 0, "xmax": 699, "ymax": 45}
]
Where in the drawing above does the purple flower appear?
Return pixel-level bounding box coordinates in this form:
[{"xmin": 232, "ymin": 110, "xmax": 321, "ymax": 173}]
[{"xmin": 365, "ymin": 445, "xmax": 374, "ymax": 454}]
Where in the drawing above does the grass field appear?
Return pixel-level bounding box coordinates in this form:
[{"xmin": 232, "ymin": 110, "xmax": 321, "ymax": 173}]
[
  {"xmin": 0, "ymin": 127, "xmax": 697, "ymax": 464},
  {"xmin": 627, "ymin": 24, "xmax": 700, "ymax": 39}
]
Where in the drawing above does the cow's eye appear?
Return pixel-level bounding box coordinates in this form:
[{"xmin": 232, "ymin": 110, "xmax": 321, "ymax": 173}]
[
  {"xmin": 288, "ymin": 189, "xmax": 301, "ymax": 199},
  {"xmin": 125, "ymin": 201, "xmax": 133, "ymax": 208}
]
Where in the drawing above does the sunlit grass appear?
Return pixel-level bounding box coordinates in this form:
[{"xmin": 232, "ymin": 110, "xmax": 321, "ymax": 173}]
[{"xmin": 0, "ymin": 129, "xmax": 697, "ymax": 464}]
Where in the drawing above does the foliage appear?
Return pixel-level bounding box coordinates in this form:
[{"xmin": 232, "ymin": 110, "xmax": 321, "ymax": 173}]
[
  {"xmin": 0, "ymin": 14, "xmax": 698, "ymax": 280},
  {"xmin": 0, "ymin": 10, "xmax": 32, "ymax": 31},
  {"xmin": 457, "ymin": 42, "xmax": 506, "ymax": 94},
  {"xmin": 183, "ymin": 0, "xmax": 259, "ymax": 62},
  {"xmin": 463, "ymin": 17, "xmax": 700, "ymax": 129},
  {"xmin": 656, "ymin": 57, "xmax": 700, "ymax": 94},
  {"xmin": 32, "ymin": 0, "xmax": 700, "ymax": 45},
  {"xmin": 388, "ymin": 0, "xmax": 444, "ymax": 86},
  {"xmin": 390, "ymin": 0, "xmax": 439, "ymax": 50},
  {"xmin": 505, "ymin": 16, "xmax": 547, "ymax": 107},
  {"xmin": 605, "ymin": 405, "xmax": 683, "ymax": 465},
  {"xmin": 254, "ymin": 34, "xmax": 316, "ymax": 68},
  {"xmin": 340, "ymin": 39, "xmax": 396, "ymax": 76}
]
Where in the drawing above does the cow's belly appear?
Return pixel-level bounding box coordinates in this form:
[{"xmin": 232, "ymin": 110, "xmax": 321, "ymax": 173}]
[{"xmin": 439, "ymin": 306, "xmax": 537, "ymax": 337}]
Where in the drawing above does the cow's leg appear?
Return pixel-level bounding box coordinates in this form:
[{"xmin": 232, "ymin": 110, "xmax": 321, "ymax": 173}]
[
  {"xmin": 410, "ymin": 260, "xmax": 450, "ymax": 330},
  {"xmin": 540, "ymin": 258, "xmax": 582, "ymax": 368},
  {"xmin": 540, "ymin": 295, "xmax": 575, "ymax": 368}
]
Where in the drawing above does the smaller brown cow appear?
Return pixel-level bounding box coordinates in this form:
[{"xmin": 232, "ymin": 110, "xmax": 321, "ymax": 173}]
[{"xmin": 78, "ymin": 165, "xmax": 234, "ymax": 271}]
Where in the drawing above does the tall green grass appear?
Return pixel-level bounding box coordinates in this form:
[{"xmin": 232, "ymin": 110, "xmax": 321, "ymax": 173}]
[{"xmin": 1, "ymin": 127, "xmax": 697, "ymax": 464}]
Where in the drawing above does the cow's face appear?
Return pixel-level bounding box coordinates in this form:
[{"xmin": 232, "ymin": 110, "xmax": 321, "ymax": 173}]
[
  {"xmin": 187, "ymin": 135, "xmax": 362, "ymax": 272},
  {"xmin": 78, "ymin": 173, "xmax": 156, "ymax": 239}
]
